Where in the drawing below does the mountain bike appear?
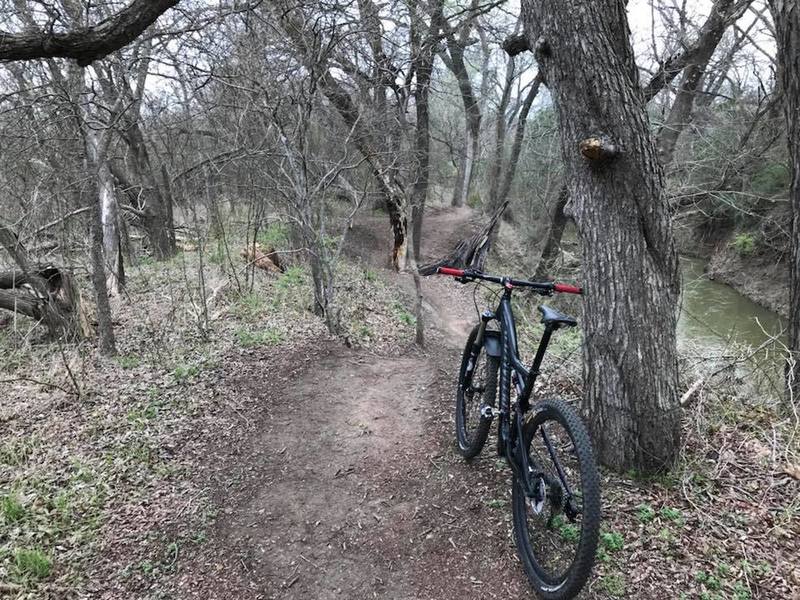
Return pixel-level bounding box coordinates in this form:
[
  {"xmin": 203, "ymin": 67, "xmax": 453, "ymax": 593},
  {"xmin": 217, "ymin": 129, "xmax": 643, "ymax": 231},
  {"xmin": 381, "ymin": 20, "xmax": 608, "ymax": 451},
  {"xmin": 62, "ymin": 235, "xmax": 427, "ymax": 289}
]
[{"xmin": 437, "ymin": 266, "xmax": 600, "ymax": 600}]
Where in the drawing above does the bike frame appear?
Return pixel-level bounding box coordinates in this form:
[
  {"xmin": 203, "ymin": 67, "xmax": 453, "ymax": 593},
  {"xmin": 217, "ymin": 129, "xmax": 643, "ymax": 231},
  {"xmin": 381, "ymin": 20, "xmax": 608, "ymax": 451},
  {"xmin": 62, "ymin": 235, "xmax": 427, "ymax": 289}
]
[
  {"xmin": 470, "ymin": 281, "xmax": 562, "ymax": 498},
  {"xmin": 437, "ymin": 266, "xmax": 582, "ymax": 501}
]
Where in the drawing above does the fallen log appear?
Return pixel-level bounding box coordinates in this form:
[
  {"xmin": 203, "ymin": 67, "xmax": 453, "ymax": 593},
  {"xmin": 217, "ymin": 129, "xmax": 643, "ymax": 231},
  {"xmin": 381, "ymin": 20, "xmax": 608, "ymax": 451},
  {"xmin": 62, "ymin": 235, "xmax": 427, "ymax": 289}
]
[
  {"xmin": 0, "ymin": 224, "xmax": 89, "ymax": 340},
  {"xmin": 0, "ymin": 266, "xmax": 90, "ymax": 340},
  {"xmin": 418, "ymin": 201, "xmax": 508, "ymax": 276},
  {"xmin": 240, "ymin": 244, "xmax": 286, "ymax": 273}
]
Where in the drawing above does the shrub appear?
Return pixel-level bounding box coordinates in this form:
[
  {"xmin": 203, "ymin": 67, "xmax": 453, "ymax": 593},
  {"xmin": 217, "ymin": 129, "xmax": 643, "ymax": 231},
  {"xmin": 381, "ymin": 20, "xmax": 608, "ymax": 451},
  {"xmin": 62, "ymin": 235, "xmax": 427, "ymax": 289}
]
[{"xmin": 731, "ymin": 233, "xmax": 756, "ymax": 256}]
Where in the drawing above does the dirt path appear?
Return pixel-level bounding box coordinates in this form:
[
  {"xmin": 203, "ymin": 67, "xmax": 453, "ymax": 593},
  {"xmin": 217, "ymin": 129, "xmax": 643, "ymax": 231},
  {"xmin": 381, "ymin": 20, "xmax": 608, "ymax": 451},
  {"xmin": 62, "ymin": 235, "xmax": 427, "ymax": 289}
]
[{"xmin": 159, "ymin": 207, "xmax": 540, "ymax": 600}]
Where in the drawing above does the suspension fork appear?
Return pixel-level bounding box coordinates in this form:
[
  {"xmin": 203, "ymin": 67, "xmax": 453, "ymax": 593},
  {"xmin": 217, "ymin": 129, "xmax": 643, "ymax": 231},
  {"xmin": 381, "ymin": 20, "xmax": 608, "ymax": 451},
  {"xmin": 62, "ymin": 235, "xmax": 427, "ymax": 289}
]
[{"xmin": 464, "ymin": 309, "xmax": 495, "ymax": 386}]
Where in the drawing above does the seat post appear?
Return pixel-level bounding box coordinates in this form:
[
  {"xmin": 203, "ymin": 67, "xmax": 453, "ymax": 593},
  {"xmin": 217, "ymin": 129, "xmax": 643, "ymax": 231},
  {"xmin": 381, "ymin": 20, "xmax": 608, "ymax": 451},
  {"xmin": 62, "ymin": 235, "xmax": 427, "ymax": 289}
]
[{"xmin": 519, "ymin": 323, "xmax": 556, "ymax": 412}]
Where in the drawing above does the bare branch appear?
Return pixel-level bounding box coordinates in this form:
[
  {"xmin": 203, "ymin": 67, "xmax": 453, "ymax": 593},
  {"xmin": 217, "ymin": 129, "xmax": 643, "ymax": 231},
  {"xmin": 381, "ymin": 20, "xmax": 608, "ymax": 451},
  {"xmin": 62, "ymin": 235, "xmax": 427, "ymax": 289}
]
[{"xmin": 0, "ymin": 0, "xmax": 179, "ymax": 66}]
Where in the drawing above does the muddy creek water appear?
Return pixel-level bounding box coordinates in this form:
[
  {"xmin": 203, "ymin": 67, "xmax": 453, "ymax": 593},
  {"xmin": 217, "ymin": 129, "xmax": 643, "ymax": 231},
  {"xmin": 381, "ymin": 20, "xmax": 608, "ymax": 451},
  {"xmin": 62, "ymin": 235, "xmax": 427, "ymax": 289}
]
[{"xmin": 677, "ymin": 257, "xmax": 785, "ymax": 399}]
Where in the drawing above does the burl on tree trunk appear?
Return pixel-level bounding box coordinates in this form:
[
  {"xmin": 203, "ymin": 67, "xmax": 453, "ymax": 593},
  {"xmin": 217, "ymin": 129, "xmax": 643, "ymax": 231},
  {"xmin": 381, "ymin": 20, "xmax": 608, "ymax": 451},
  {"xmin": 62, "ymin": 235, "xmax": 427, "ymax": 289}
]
[{"xmin": 522, "ymin": 0, "xmax": 682, "ymax": 473}]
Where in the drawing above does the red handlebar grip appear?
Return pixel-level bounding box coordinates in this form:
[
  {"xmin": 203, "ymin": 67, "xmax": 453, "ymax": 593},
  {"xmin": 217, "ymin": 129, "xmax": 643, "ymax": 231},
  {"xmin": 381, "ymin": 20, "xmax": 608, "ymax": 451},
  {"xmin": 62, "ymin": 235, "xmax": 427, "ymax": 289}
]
[
  {"xmin": 554, "ymin": 283, "xmax": 582, "ymax": 294},
  {"xmin": 438, "ymin": 267, "xmax": 465, "ymax": 277}
]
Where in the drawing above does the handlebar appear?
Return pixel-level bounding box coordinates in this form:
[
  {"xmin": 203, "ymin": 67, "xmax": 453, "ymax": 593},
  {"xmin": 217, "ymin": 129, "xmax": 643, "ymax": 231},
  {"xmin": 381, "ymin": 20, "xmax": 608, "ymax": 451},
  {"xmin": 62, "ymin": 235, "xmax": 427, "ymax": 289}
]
[{"xmin": 435, "ymin": 266, "xmax": 582, "ymax": 295}]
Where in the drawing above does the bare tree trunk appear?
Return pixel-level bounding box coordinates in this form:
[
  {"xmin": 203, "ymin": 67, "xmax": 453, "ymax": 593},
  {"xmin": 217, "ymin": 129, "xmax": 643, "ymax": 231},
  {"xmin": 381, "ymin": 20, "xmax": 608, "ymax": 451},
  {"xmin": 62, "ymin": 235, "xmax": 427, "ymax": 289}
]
[
  {"xmin": 275, "ymin": 3, "xmax": 409, "ymax": 271},
  {"xmin": 532, "ymin": 0, "xmax": 746, "ymax": 284},
  {"xmin": 496, "ymin": 72, "xmax": 543, "ymax": 207},
  {"xmin": 642, "ymin": 0, "xmax": 750, "ymax": 103},
  {"xmin": 437, "ymin": 1, "xmax": 489, "ymax": 208},
  {"xmin": 533, "ymin": 186, "xmax": 569, "ymax": 280},
  {"xmin": 443, "ymin": 42, "xmax": 482, "ymax": 208},
  {"xmin": 82, "ymin": 106, "xmax": 117, "ymax": 356},
  {"xmin": 522, "ymin": 0, "xmax": 681, "ymax": 473},
  {"xmin": 124, "ymin": 121, "xmax": 177, "ymax": 260},
  {"xmin": 657, "ymin": 0, "xmax": 752, "ymax": 167},
  {"xmin": 772, "ymin": 0, "xmax": 800, "ymax": 403},
  {"xmin": 486, "ymin": 56, "xmax": 516, "ymax": 215},
  {"xmin": 97, "ymin": 153, "xmax": 124, "ymax": 296},
  {"xmin": 451, "ymin": 126, "xmax": 479, "ymax": 208},
  {"xmin": 408, "ymin": 0, "xmax": 444, "ymax": 344}
]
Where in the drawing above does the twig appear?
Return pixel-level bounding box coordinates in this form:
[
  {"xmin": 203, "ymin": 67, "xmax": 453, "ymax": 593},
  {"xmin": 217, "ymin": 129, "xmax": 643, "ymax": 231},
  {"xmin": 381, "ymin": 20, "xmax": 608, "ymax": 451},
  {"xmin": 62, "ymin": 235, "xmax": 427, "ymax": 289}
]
[
  {"xmin": 0, "ymin": 376, "xmax": 70, "ymax": 394},
  {"xmin": 57, "ymin": 339, "xmax": 81, "ymax": 398},
  {"xmin": 679, "ymin": 378, "xmax": 704, "ymax": 407}
]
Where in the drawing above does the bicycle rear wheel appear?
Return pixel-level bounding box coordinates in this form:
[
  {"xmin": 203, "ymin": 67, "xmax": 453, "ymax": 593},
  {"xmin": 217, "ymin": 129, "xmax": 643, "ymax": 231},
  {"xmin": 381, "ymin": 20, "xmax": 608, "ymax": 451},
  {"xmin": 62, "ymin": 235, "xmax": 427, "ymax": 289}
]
[
  {"xmin": 512, "ymin": 398, "xmax": 600, "ymax": 600},
  {"xmin": 455, "ymin": 325, "xmax": 498, "ymax": 459}
]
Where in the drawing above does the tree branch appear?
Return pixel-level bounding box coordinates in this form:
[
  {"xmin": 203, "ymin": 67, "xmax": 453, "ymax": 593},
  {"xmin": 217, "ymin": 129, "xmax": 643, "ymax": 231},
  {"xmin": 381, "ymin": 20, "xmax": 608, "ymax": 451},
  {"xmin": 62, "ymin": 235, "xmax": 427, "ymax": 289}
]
[
  {"xmin": 0, "ymin": 0, "xmax": 179, "ymax": 65},
  {"xmin": 642, "ymin": 0, "xmax": 750, "ymax": 102}
]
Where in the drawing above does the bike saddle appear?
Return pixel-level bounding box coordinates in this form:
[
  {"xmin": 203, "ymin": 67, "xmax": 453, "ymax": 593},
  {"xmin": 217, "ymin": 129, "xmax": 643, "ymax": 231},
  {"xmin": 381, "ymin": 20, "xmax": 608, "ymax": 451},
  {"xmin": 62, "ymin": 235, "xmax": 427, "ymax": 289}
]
[{"xmin": 538, "ymin": 304, "xmax": 577, "ymax": 328}]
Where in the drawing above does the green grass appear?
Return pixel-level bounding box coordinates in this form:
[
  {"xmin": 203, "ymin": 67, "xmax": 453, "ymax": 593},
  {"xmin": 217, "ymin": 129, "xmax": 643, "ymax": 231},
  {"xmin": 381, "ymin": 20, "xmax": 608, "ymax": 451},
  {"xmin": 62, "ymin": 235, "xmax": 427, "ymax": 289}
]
[
  {"xmin": 636, "ymin": 503, "xmax": 656, "ymax": 523},
  {"xmin": 600, "ymin": 530, "xmax": 624, "ymax": 552},
  {"xmin": 271, "ymin": 266, "xmax": 309, "ymax": 310},
  {"xmin": 731, "ymin": 233, "xmax": 756, "ymax": 256},
  {"xmin": 549, "ymin": 514, "xmax": 581, "ymax": 543},
  {"xmin": 232, "ymin": 292, "xmax": 267, "ymax": 321},
  {"xmin": 599, "ymin": 573, "xmax": 625, "ymax": 597},
  {"xmin": 256, "ymin": 222, "xmax": 289, "ymax": 248},
  {"xmin": 355, "ymin": 323, "xmax": 373, "ymax": 340},
  {"xmin": 116, "ymin": 354, "xmax": 141, "ymax": 369},
  {"xmin": 0, "ymin": 437, "xmax": 37, "ymax": 467},
  {"xmin": 695, "ymin": 570, "xmax": 722, "ymax": 591},
  {"xmin": 126, "ymin": 398, "xmax": 163, "ymax": 425},
  {"xmin": 660, "ymin": 506, "xmax": 684, "ymax": 525},
  {"xmin": 393, "ymin": 301, "xmax": 416, "ymax": 326},
  {"xmin": 13, "ymin": 548, "xmax": 52, "ymax": 580},
  {"xmin": 172, "ymin": 363, "xmax": 200, "ymax": 384},
  {"xmin": 234, "ymin": 327, "xmax": 285, "ymax": 348},
  {"xmin": 1, "ymin": 494, "xmax": 26, "ymax": 522}
]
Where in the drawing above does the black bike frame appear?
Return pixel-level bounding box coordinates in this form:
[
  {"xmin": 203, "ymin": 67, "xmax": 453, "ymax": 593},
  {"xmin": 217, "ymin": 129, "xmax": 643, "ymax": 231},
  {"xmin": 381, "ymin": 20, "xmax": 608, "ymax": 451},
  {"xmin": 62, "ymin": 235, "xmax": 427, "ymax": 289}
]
[
  {"xmin": 439, "ymin": 266, "xmax": 581, "ymax": 502},
  {"xmin": 470, "ymin": 282, "xmax": 563, "ymax": 497}
]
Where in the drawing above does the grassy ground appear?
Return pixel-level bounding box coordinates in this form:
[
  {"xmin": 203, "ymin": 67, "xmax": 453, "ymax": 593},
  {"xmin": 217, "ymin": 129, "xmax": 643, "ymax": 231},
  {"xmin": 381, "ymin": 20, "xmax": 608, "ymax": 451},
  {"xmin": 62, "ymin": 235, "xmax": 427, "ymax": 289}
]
[
  {"xmin": 0, "ymin": 244, "xmax": 417, "ymax": 598},
  {"xmin": 0, "ymin": 213, "xmax": 798, "ymax": 599}
]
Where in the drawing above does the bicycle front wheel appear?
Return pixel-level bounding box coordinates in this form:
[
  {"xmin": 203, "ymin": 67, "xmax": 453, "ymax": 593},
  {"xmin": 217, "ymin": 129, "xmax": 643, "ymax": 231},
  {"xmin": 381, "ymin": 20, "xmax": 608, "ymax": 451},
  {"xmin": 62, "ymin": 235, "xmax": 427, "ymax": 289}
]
[
  {"xmin": 455, "ymin": 325, "xmax": 498, "ymax": 459},
  {"xmin": 512, "ymin": 398, "xmax": 601, "ymax": 600}
]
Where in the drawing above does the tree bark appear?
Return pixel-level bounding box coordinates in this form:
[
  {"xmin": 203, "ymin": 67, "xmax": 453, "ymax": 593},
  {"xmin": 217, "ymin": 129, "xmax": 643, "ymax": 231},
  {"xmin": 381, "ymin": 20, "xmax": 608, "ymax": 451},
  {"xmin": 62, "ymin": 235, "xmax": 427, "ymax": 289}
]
[
  {"xmin": 82, "ymin": 106, "xmax": 117, "ymax": 356},
  {"xmin": 123, "ymin": 122, "xmax": 177, "ymax": 260},
  {"xmin": 0, "ymin": 0, "xmax": 178, "ymax": 65},
  {"xmin": 97, "ymin": 152, "xmax": 124, "ymax": 296},
  {"xmin": 772, "ymin": 0, "xmax": 800, "ymax": 403},
  {"xmin": 496, "ymin": 71, "xmax": 543, "ymax": 208},
  {"xmin": 522, "ymin": 0, "xmax": 681, "ymax": 472},
  {"xmin": 441, "ymin": 17, "xmax": 484, "ymax": 208},
  {"xmin": 533, "ymin": 186, "xmax": 569, "ymax": 281},
  {"xmin": 642, "ymin": 0, "xmax": 749, "ymax": 103},
  {"xmin": 486, "ymin": 56, "xmax": 516, "ymax": 216}
]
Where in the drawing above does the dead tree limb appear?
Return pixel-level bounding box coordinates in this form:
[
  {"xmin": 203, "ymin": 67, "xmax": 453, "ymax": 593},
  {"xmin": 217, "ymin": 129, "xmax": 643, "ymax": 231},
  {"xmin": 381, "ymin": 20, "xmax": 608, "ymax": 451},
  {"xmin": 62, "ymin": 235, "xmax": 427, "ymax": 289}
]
[
  {"xmin": 0, "ymin": 225, "xmax": 88, "ymax": 339},
  {"xmin": 418, "ymin": 200, "xmax": 509, "ymax": 275}
]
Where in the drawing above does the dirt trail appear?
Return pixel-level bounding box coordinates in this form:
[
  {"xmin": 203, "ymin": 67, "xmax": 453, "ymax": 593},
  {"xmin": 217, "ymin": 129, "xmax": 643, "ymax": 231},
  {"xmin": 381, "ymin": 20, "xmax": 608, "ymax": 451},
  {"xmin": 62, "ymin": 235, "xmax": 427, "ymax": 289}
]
[{"xmin": 164, "ymin": 207, "xmax": 536, "ymax": 600}]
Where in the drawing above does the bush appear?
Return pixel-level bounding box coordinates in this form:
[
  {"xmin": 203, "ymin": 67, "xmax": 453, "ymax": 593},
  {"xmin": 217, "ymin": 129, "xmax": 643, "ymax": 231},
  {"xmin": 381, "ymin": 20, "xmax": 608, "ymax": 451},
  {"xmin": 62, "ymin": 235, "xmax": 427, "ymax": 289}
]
[
  {"xmin": 256, "ymin": 222, "xmax": 289, "ymax": 248},
  {"xmin": 750, "ymin": 163, "xmax": 790, "ymax": 197},
  {"xmin": 731, "ymin": 233, "xmax": 756, "ymax": 256}
]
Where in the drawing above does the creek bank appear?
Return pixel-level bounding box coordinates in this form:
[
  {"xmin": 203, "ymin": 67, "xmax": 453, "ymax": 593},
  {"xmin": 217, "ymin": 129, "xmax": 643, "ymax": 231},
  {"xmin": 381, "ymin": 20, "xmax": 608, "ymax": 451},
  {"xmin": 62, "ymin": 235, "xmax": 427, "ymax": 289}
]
[
  {"xmin": 676, "ymin": 222, "xmax": 789, "ymax": 319},
  {"xmin": 706, "ymin": 245, "xmax": 789, "ymax": 319}
]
